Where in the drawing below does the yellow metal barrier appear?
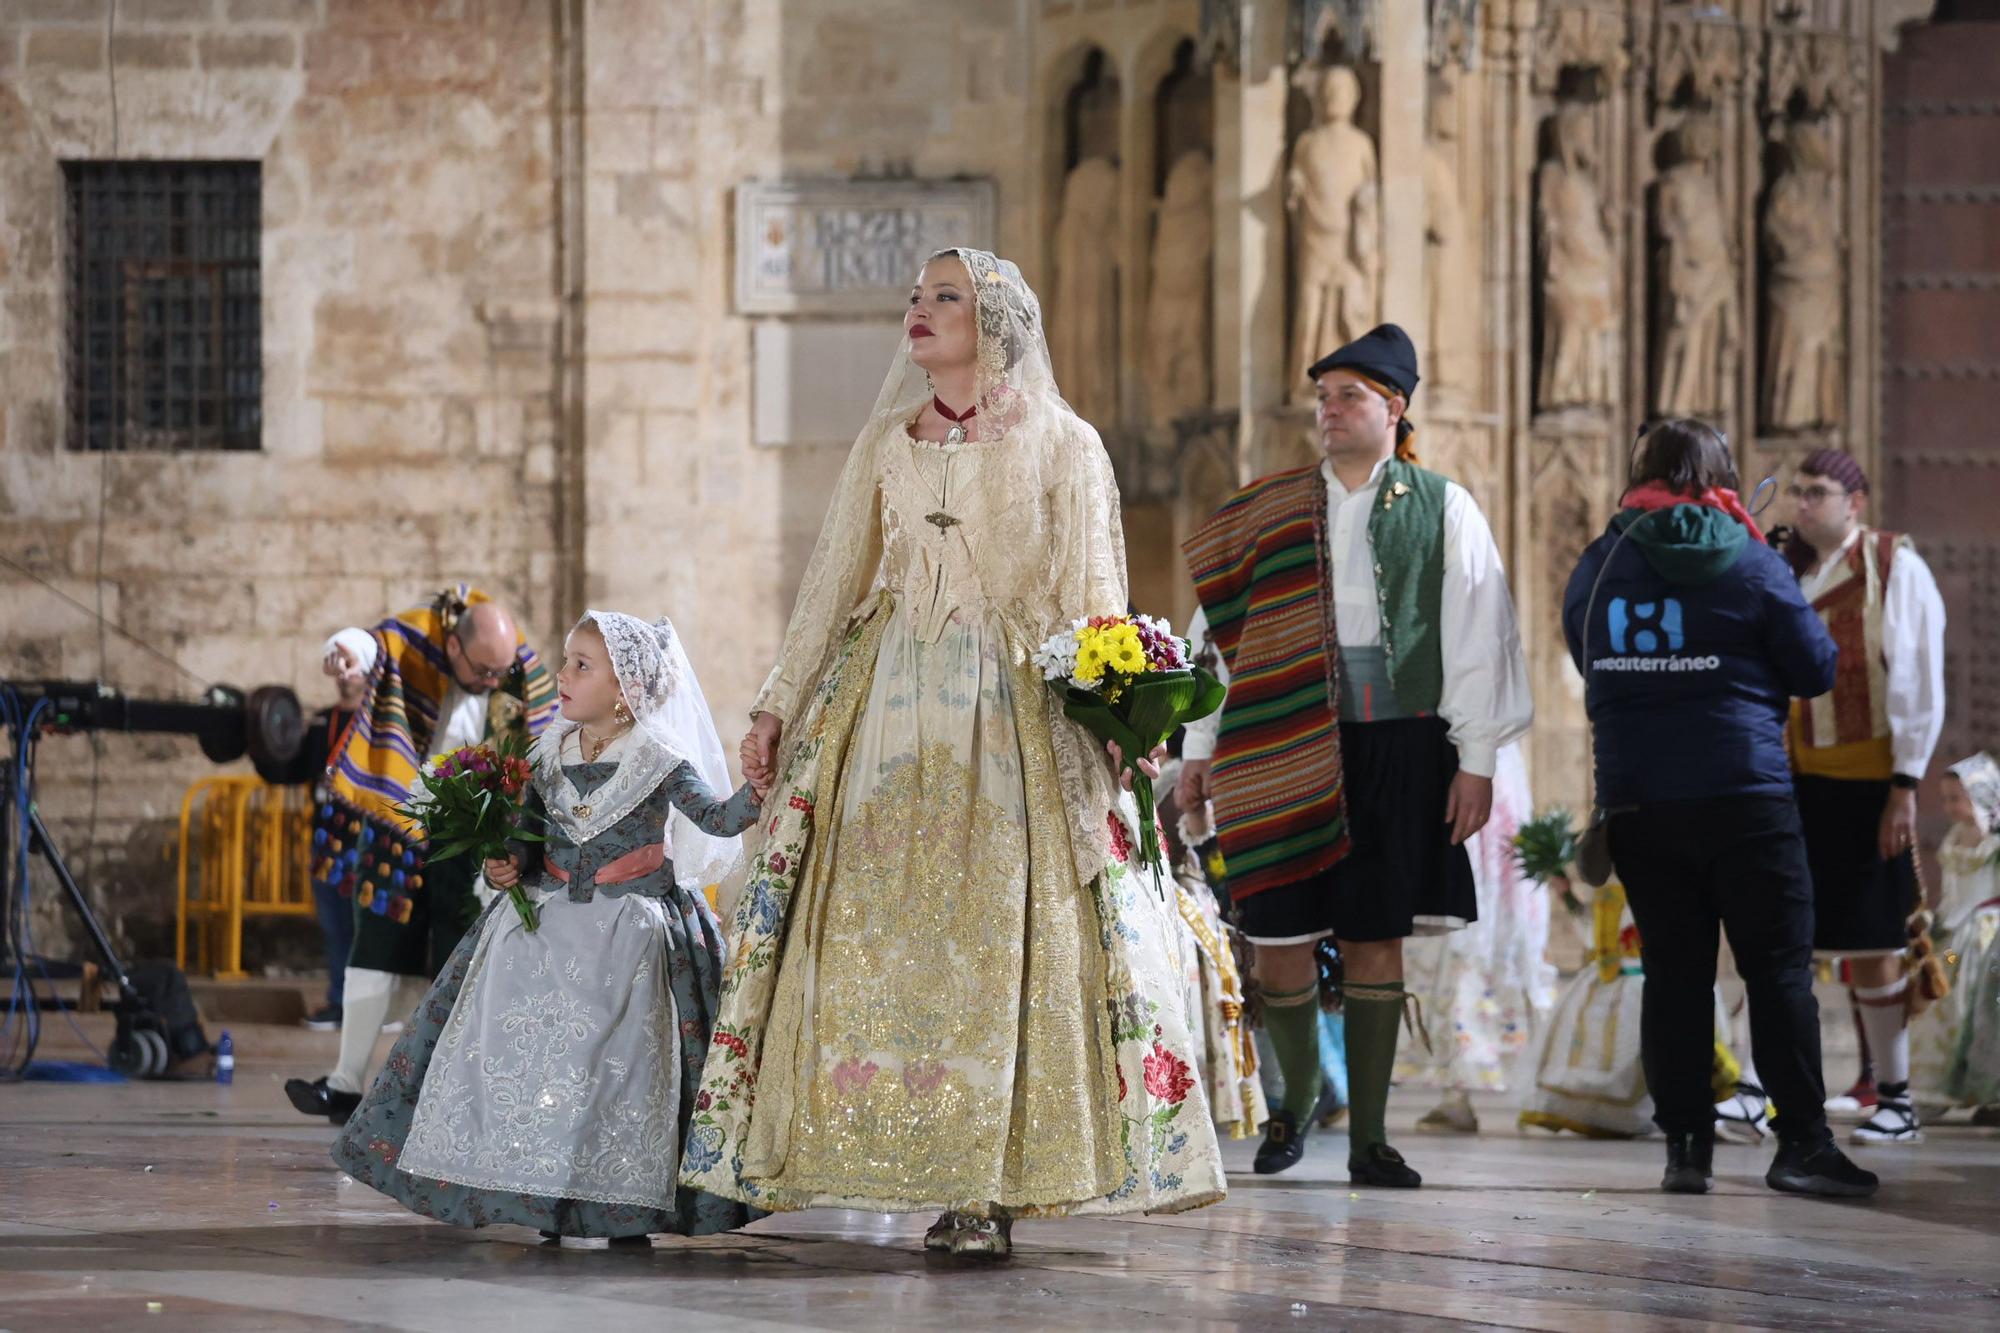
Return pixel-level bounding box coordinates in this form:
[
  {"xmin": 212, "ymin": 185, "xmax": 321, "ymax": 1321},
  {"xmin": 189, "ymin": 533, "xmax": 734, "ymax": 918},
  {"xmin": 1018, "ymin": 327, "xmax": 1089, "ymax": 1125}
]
[{"xmin": 176, "ymin": 777, "xmax": 315, "ymax": 979}]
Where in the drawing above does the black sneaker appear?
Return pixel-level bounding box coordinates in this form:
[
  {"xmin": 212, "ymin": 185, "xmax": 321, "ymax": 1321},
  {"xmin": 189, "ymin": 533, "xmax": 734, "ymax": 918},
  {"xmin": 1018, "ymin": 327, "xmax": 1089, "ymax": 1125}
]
[
  {"xmin": 1767, "ymin": 1136, "xmax": 1879, "ymax": 1198},
  {"xmin": 1348, "ymin": 1142, "xmax": 1422, "ymax": 1188},
  {"xmin": 1662, "ymin": 1131, "xmax": 1713, "ymax": 1194},
  {"xmin": 1253, "ymin": 1110, "xmax": 1307, "ymax": 1175},
  {"xmin": 302, "ymin": 1004, "xmax": 342, "ymax": 1032},
  {"xmin": 284, "ymin": 1076, "xmax": 361, "ymax": 1125}
]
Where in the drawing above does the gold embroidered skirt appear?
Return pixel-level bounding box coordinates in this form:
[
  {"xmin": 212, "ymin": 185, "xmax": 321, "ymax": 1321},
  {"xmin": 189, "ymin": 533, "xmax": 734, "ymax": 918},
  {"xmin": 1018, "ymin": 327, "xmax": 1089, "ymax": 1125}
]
[{"xmin": 683, "ymin": 595, "xmax": 1225, "ymax": 1215}]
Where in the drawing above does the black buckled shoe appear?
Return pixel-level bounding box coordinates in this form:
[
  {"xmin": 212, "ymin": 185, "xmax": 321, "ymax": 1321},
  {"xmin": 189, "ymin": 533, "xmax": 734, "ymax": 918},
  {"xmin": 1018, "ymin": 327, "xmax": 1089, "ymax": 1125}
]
[
  {"xmin": 1348, "ymin": 1142, "xmax": 1422, "ymax": 1188},
  {"xmin": 1253, "ymin": 1110, "xmax": 1307, "ymax": 1175},
  {"xmin": 284, "ymin": 1076, "xmax": 361, "ymax": 1125},
  {"xmin": 1662, "ymin": 1131, "xmax": 1714, "ymax": 1194},
  {"xmin": 1767, "ymin": 1135, "xmax": 1879, "ymax": 1199}
]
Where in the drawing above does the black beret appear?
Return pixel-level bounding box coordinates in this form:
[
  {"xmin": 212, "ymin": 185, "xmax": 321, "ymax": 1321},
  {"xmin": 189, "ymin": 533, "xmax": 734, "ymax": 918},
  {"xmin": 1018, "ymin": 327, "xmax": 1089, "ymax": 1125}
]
[{"xmin": 1306, "ymin": 322, "xmax": 1420, "ymax": 401}]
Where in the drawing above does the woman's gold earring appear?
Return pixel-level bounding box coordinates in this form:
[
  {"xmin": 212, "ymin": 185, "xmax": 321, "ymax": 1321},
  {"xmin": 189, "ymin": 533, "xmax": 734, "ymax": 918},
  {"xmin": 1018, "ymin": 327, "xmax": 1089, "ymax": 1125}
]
[{"xmin": 614, "ymin": 698, "xmax": 632, "ymax": 727}]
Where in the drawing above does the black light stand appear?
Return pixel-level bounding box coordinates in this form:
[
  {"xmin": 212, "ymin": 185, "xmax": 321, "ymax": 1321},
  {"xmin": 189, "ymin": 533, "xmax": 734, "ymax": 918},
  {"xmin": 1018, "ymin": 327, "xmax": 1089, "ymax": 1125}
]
[{"xmin": 1, "ymin": 679, "xmax": 304, "ymax": 1078}]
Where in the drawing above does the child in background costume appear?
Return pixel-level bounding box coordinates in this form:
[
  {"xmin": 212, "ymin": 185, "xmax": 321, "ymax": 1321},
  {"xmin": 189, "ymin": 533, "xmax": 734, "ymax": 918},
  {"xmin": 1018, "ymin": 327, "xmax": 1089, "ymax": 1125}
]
[
  {"xmin": 334, "ymin": 612, "xmax": 761, "ymax": 1243},
  {"xmin": 1517, "ymin": 877, "xmax": 1739, "ymax": 1139},
  {"xmin": 1911, "ymin": 752, "xmax": 2000, "ymax": 1120},
  {"xmin": 1399, "ymin": 744, "xmax": 1556, "ymax": 1132}
]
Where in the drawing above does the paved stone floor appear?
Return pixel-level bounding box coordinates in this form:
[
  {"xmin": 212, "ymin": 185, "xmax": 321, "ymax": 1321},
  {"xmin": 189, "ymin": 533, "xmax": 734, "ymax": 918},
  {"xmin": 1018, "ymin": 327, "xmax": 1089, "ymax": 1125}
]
[{"xmin": 2, "ymin": 1023, "xmax": 1996, "ymax": 1332}]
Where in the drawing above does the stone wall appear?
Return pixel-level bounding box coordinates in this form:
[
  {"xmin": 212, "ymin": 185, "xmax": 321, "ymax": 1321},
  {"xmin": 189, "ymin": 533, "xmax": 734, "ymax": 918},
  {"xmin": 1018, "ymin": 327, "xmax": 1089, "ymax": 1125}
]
[
  {"xmin": 0, "ymin": 0, "xmax": 562, "ymax": 960},
  {"xmin": 574, "ymin": 0, "xmax": 1042, "ymax": 725},
  {"xmin": 0, "ymin": 0, "xmax": 1971, "ymax": 973}
]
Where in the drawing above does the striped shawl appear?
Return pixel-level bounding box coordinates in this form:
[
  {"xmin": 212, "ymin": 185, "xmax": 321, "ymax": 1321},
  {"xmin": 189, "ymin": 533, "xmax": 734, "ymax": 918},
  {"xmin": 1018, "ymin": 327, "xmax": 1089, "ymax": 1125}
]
[
  {"xmin": 328, "ymin": 584, "xmax": 559, "ymax": 831},
  {"xmin": 1183, "ymin": 465, "xmax": 1349, "ymax": 900}
]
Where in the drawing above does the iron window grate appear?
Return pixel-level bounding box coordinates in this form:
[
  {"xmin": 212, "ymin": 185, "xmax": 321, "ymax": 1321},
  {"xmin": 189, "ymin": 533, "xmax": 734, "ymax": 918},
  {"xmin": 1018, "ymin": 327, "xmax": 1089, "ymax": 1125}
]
[{"xmin": 64, "ymin": 160, "xmax": 262, "ymax": 452}]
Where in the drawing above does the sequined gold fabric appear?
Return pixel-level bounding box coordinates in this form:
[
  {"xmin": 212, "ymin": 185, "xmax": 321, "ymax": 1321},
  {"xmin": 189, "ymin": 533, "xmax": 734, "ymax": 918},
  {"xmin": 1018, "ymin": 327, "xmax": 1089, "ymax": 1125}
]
[
  {"xmin": 684, "ymin": 592, "xmax": 1224, "ymax": 1215},
  {"xmin": 741, "ymin": 600, "xmax": 1123, "ymax": 1207}
]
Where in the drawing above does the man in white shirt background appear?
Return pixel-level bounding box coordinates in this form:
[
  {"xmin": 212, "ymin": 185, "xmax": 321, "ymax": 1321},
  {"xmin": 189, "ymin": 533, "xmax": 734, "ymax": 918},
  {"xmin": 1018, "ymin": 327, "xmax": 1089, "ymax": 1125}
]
[
  {"xmin": 1180, "ymin": 324, "xmax": 1532, "ymax": 1186},
  {"xmin": 1776, "ymin": 448, "xmax": 1947, "ymax": 1146}
]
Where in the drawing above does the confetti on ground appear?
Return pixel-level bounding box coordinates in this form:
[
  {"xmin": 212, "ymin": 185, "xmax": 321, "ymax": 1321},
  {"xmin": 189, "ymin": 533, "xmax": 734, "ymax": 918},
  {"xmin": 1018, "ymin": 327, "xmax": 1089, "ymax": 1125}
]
[{"xmin": 147, "ymin": 1302, "xmax": 163, "ymax": 1313}]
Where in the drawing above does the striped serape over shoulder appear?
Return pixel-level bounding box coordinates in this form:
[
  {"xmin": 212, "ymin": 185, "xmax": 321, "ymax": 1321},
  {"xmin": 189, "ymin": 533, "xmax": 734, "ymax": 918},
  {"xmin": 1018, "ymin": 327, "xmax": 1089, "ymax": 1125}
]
[
  {"xmin": 1182, "ymin": 465, "xmax": 1349, "ymax": 900},
  {"xmin": 328, "ymin": 584, "xmax": 559, "ymax": 831}
]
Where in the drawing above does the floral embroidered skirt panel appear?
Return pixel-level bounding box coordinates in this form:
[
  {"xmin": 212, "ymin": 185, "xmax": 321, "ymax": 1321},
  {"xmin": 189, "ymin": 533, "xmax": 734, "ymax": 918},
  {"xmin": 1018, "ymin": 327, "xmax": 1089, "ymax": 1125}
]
[{"xmin": 682, "ymin": 596, "xmax": 1224, "ymax": 1215}]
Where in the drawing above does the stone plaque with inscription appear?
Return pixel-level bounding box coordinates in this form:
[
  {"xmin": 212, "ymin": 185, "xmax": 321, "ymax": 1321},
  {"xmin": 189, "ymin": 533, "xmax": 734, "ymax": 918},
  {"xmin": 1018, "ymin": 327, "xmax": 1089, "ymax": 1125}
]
[{"xmin": 734, "ymin": 179, "xmax": 998, "ymax": 316}]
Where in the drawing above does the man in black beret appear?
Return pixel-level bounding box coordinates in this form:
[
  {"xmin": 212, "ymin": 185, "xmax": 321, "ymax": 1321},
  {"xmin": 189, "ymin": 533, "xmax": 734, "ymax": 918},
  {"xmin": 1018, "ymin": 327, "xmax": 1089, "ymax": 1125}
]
[{"xmin": 1180, "ymin": 324, "xmax": 1532, "ymax": 1185}]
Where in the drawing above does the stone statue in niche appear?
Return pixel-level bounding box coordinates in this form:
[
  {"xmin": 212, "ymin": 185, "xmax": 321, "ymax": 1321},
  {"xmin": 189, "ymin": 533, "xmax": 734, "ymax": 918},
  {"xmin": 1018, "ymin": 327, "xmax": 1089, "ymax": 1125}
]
[
  {"xmin": 1288, "ymin": 65, "xmax": 1379, "ymax": 397},
  {"xmin": 1424, "ymin": 73, "xmax": 1478, "ymax": 399},
  {"xmin": 1147, "ymin": 149, "xmax": 1214, "ymax": 428},
  {"xmin": 1762, "ymin": 118, "xmax": 1843, "ymax": 432},
  {"xmin": 1051, "ymin": 154, "xmax": 1122, "ymax": 429},
  {"xmin": 1653, "ymin": 115, "xmax": 1739, "ymax": 418},
  {"xmin": 1535, "ymin": 101, "xmax": 1618, "ymax": 412}
]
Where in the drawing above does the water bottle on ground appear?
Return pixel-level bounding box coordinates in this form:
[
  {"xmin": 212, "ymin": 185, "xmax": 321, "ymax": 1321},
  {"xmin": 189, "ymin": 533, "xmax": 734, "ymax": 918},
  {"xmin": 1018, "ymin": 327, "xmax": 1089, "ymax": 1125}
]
[{"xmin": 215, "ymin": 1030, "xmax": 234, "ymax": 1085}]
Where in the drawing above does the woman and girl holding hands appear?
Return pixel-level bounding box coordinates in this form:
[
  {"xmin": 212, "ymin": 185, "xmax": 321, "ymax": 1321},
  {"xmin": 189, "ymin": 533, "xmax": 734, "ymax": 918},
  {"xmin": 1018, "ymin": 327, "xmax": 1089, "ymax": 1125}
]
[{"xmin": 332, "ymin": 247, "xmax": 1224, "ymax": 1258}]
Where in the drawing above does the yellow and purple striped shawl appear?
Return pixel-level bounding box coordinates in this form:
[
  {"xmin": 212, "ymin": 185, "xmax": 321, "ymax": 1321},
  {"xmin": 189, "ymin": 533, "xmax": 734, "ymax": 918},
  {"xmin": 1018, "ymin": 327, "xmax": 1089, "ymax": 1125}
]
[
  {"xmin": 328, "ymin": 584, "xmax": 558, "ymax": 831},
  {"xmin": 1183, "ymin": 465, "xmax": 1349, "ymax": 900}
]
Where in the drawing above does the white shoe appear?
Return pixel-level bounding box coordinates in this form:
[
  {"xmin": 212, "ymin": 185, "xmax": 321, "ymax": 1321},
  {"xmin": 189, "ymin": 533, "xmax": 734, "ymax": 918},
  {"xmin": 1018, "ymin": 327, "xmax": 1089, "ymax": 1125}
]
[
  {"xmin": 1715, "ymin": 1082, "xmax": 1770, "ymax": 1143},
  {"xmin": 1852, "ymin": 1099, "xmax": 1923, "ymax": 1144},
  {"xmin": 1824, "ymin": 1077, "xmax": 1878, "ymax": 1121}
]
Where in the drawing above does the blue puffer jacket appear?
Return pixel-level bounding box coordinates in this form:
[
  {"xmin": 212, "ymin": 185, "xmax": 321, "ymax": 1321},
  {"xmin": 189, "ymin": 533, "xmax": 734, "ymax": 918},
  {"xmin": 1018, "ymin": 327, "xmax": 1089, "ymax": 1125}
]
[{"xmin": 1562, "ymin": 504, "xmax": 1836, "ymax": 806}]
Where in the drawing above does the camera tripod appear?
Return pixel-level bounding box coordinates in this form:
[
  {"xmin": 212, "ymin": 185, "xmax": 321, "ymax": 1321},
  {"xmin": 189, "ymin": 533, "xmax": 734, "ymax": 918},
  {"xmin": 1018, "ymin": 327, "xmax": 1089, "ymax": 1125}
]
[{"xmin": 1, "ymin": 705, "xmax": 172, "ymax": 1079}]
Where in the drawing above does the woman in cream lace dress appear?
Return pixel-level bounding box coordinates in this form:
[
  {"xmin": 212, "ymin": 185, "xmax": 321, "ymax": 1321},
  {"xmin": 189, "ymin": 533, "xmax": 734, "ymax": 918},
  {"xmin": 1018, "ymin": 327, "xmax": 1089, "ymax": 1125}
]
[{"xmin": 680, "ymin": 247, "xmax": 1224, "ymax": 1256}]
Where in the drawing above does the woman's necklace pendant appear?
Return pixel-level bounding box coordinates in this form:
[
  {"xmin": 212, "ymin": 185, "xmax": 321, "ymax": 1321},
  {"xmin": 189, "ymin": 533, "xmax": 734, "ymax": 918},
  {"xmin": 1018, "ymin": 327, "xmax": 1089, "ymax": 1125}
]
[{"xmin": 945, "ymin": 423, "xmax": 966, "ymax": 448}]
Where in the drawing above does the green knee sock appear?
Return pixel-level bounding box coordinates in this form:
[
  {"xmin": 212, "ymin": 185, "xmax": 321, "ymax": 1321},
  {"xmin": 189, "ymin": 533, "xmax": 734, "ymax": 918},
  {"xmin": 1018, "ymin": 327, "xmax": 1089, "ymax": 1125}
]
[
  {"xmin": 1264, "ymin": 984, "xmax": 1324, "ymax": 1122},
  {"xmin": 1343, "ymin": 980, "xmax": 1405, "ymax": 1153}
]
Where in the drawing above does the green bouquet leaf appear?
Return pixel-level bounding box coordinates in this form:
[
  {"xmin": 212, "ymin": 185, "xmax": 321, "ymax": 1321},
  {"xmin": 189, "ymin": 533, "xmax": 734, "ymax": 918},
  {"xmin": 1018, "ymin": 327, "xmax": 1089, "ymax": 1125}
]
[{"xmin": 1513, "ymin": 807, "xmax": 1586, "ymax": 916}]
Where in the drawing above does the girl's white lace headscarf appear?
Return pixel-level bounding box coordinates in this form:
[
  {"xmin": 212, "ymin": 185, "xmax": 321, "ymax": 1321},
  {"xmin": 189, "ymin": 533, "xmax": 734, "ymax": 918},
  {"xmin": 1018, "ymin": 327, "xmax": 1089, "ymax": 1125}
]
[{"xmin": 586, "ymin": 610, "xmax": 743, "ymax": 897}]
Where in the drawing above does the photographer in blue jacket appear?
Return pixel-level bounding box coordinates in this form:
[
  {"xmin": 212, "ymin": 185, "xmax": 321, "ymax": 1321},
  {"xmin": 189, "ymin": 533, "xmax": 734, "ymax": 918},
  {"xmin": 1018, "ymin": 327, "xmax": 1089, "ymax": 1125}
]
[{"xmin": 1563, "ymin": 418, "xmax": 1876, "ymax": 1200}]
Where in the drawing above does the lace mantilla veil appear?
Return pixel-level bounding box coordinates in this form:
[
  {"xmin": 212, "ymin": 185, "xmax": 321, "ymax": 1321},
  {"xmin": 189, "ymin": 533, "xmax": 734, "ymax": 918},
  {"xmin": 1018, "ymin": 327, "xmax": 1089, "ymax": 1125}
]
[
  {"xmin": 749, "ymin": 245, "xmax": 1130, "ymax": 887},
  {"xmin": 538, "ymin": 610, "xmax": 743, "ymax": 897}
]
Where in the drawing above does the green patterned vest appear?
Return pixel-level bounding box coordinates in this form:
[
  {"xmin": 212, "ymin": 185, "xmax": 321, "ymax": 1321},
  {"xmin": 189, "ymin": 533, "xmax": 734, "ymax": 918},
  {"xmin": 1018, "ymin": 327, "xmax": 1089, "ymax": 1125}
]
[{"xmin": 1361, "ymin": 457, "xmax": 1448, "ymax": 716}]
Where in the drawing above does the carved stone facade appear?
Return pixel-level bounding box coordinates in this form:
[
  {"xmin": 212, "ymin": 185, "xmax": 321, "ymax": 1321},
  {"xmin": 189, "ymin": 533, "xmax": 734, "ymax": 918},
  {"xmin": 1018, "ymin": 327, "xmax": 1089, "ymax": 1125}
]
[
  {"xmin": 1145, "ymin": 0, "xmax": 1943, "ymax": 814},
  {"xmin": 1, "ymin": 0, "xmax": 1968, "ymax": 955}
]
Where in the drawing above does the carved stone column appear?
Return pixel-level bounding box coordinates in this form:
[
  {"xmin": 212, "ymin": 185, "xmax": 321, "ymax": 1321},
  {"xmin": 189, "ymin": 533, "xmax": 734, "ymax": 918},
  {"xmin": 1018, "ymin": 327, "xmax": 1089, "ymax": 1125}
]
[{"xmin": 1521, "ymin": 0, "xmax": 1633, "ymax": 816}]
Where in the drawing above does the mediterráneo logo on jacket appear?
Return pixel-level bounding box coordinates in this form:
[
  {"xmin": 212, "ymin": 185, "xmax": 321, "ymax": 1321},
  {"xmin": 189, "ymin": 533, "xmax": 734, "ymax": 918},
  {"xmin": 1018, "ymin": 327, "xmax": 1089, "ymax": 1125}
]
[{"xmin": 1593, "ymin": 597, "xmax": 1721, "ymax": 673}]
